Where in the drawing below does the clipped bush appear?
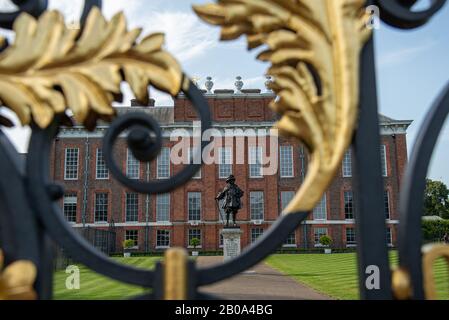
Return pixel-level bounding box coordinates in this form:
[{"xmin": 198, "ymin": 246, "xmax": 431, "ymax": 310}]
[
  {"xmin": 189, "ymin": 237, "xmax": 201, "ymax": 249},
  {"xmin": 319, "ymin": 235, "xmax": 332, "ymax": 247},
  {"xmin": 123, "ymin": 239, "xmax": 135, "ymax": 249}
]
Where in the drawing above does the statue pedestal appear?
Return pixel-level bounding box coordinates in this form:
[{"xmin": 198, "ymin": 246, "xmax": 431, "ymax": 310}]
[{"xmin": 221, "ymin": 227, "xmax": 243, "ymax": 261}]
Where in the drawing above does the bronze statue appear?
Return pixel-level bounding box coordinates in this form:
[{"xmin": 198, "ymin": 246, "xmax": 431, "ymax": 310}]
[{"xmin": 216, "ymin": 175, "xmax": 244, "ymax": 227}]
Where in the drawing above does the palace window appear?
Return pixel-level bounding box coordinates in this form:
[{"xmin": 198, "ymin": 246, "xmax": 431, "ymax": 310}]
[
  {"xmin": 283, "ymin": 232, "xmax": 296, "ymax": 246},
  {"xmin": 188, "ymin": 229, "xmax": 202, "ymax": 247},
  {"xmin": 189, "ymin": 147, "xmax": 201, "ymax": 179},
  {"xmin": 251, "ymin": 228, "xmax": 264, "ymax": 243},
  {"xmin": 313, "ymin": 194, "xmax": 327, "ymax": 220},
  {"xmin": 218, "ymin": 147, "xmax": 232, "ymax": 178},
  {"xmin": 126, "ymin": 148, "xmax": 140, "ymax": 179},
  {"xmin": 344, "ymin": 191, "xmax": 354, "ymax": 220},
  {"xmin": 219, "ymin": 234, "xmax": 224, "ymax": 247},
  {"xmin": 249, "ymin": 146, "xmax": 263, "ymax": 178},
  {"xmin": 157, "ymin": 147, "xmax": 170, "ymax": 179},
  {"xmin": 64, "ymin": 148, "xmax": 79, "ymax": 180},
  {"xmin": 250, "ymin": 191, "xmax": 264, "ymax": 220},
  {"xmin": 125, "ymin": 230, "xmax": 138, "ymax": 246},
  {"xmin": 384, "ymin": 190, "xmax": 390, "ymax": 220},
  {"xmin": 94, "ymin": 193, "xmax": 108, "ymax": 223},
  {"xmin": 156, "ymin": 230, "xmax": 170, "ymax": 248},
  {"xmin": 346, "ymin": 227, "xmax": 356, "ymax": 245},
  {"xmin": 95, "ymin": 148, "xmax": 108, "ymax": 179},
  {"xmin": 314, "ymin": 227, "xmax": 328, "ymax": 245},
  {"xmin": 156, "ymin": 193, "xmax": 170, "ymax": 222},
  {"xmin": 380, "ymin": 144, "xmax": 388, "ymax": 177},
  {"xmin": 63, "ymin": 193, "xmax": 77, "ymax": 223},
  {"xmin": 386, "ymin": 227, "xmax": 392, "ymax": 245},
  {"xmin": 280, "ymin": 191, "xmax": 295, "ymax": 215},
  {"xmin": 188, "ymin": 192, "xmax": 201, "ymax": 221},
  {"xmin": 342, "ymin": 149, "xmax": 352, "ymax": 177},
  {"xmin": 125, "ymin": 193, "xmax": 139, "ymax": 222},
  {"xmin": 280, "ymin": 145, "xmax": 294, "ymax": 177}
]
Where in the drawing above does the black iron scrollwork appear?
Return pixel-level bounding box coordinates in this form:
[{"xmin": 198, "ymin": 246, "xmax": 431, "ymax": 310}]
[
  {"xmin": 103, "ymin": 77, "xmax": 212, "ymax": 195},
  {"xmin": 375, "ymin": 0, "xmax": 446, "ymax": 29}
]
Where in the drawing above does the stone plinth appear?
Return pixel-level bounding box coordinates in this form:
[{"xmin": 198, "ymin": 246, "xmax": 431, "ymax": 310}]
[{"xmin": 221, "ymin": 227, "xmax": 243, "ymax": 261}]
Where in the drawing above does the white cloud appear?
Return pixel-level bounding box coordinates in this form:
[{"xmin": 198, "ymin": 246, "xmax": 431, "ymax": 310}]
[
  {"xmin": 378, "ymin": 41, "xmax": 437, "ymax": 67},
  {"xmin": 135, "ymin": 11, "xmax": 219, "ymax": 65}
]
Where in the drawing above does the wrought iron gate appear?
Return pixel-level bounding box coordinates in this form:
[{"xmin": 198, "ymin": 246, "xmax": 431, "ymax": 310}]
[{"xmin": 0, "ymin": 0, "xmax": 448, "ymax": 300}]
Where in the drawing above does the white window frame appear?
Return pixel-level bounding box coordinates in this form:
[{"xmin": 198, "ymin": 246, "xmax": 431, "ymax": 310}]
[
  {"xmin": 218, "ymin": 147, "xmax": 232, "ymax": 179},
  {"xmin": 95, "ymin": 148, "xmax": 109, "ymax": 180},
  {"xmin": 384, "ymin": 190, "xmax": 391, "ymax": 220},
  {"xmin": 188, "ymin": 147, "xmax": 201, "ymax": 179},
  {"xmin": 314, "ymin": 227, "xmax": 328, "ymax": 246},
  {"xmin": 280, "ymin": 191, "xmax": 295, "ymax": 215},
  {"xmin": 126, "ymin": 148, "xmax": 140, "ymax": 179},
  {"xmin": 282, "ymin": 231, "xmax": 296, "ymax": 247},
  {"xmin": 248, "ymin": 146, "xmax": 263, "ymax": 178},
  {"xmin": 386, "ymin": 227, "xmax": 393, "ymax": 246},
  {"xmin": 346, "ymin": 227, "xmax": 356, "ymax": 246},
  {"xmin": 156, "ymin": 193, "xmax": 170, "ymax": 222},
  {"xmin": 156, "ymin": 230, "xmax": 170, "ymax": 248},
  {"xmin": 125, "ymin": 230, "xmax": 138, "ymax": 249},
  {"xmin": 187, "ymin": 192, "xmax": 202, "ymax": 222},
  {"xmin": 251, "ymin": 228, "xmax": 264, "ymax": 243},
  {"xmin": 342, "ymin": 149, "xmax": 352, "ymax": 177},
  {"xmin": 380, "ymin": 144, "xmax": 388, "ymax": 177},
  {"xmin": 157, "ymin": 147, "xmax": 170, "ymax": 179},
  {"xmin": 94, "ymin": 192, "xmax": 108, "ymax": 223},
  {"xmin": 344, "ymin": 190, "xmax": 354, "ymax": 220},
  {"xmin": 187, "ymin": 229, "xmax": 202, "ymax": 248},
  {"xmin": 63, "ymin": 193, "xmax": 77, "ymax": 223},
  {"xmin": 125, "ymin": 192, "xmax": 139, "ymax": 223},
  {"xmin": 313, "ymin": 194, "xmax": 327, "ymax": 220},
  {"xmin": 250, "ymin": 191, "xmax": 264, "ymax": 221},
  {"xmin": 64, "ymin": 148, "xmax": 79, "ymax": 180},
  {"xmin": 279, "ymin": 145, "xmax": 294, "ymax": 178}
]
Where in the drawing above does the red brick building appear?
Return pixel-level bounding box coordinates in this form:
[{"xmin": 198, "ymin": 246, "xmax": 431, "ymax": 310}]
[{"xmin": 51, "ymin": 81, "xmax": 412, "ymax": 252}]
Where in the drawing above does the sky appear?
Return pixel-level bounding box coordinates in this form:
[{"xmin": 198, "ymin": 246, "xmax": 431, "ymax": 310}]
[{"xmin": 0, "ymin": 0, "xmax": 448, "ymax": 184}]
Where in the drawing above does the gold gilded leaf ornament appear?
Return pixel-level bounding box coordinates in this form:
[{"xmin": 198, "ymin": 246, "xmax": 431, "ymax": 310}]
[
  {"xmin": 194, "ymin": 0, "xmax": 371, "ymax": 213},
  {"xmin": 0, "ymin": 250, "xmax": 37, "ymax": 300},
  {"xmin": 0, "ymin": 7, "xmax": 182, "ymax": 130}
]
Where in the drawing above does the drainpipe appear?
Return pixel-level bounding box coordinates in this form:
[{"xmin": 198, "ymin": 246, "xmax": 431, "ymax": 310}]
[
  {"xmin": 299, "ymin": 145, "xmax": 308, "ymax": 249},
  {"xmin": 82, "ymin": 134, "xmax": 90, "ymax": 228},
  {"xmin": 145, "ymin": 161, "xmax": 150, "ymax": 252}
]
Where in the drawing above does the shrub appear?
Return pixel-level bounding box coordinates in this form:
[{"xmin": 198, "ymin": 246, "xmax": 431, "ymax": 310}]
[
  {"xmin": 189, "ymin": 237, "xmax": 201, "ymax": 249},
  {"xmin": 123, "ymin": 239, "xmax": 135, "ymax": 249},
  {"xmin": 319, "ymin": 235, "xmax": 332, "ymax": 247},
  {"xmin": 422, "ymin": 219, "xmax": 449, "ymax": 242}
]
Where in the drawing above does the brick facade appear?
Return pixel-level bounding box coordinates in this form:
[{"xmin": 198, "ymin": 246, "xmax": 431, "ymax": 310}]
[{"xmin": 51, "ymin": 89, "xmax": 412, "ymax": 252}]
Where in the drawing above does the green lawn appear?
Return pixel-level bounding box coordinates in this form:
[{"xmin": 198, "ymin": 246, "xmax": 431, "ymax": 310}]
[
  {"xmin": 53, "ymin": 252, "xmax": 448, "ymax": 300},
  {"xmin": 53, "ymin": 257, "xmax": 161, "ymax": 300},
  {"xmin": 265, "ymin": 251, "xmax": 449, "ymax": 300}
]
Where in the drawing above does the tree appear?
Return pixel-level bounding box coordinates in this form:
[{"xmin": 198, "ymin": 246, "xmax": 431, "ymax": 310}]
[{"xmin": 424, "ymin": 179, "xmax": 449, "ymax": 219}]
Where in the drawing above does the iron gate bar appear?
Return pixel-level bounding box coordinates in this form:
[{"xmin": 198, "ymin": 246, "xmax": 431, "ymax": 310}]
[
  {"xmin": 398, "ymin": 81, "xmax": 449, "ymax": 299},
  {"xmin": 375, "ymin": 0, "xmax": 446, "ymax": 29},
  {"xmin": 0, "ymin": 0, "xmax": 447, "ymax": 301},
  {"xmin": 353, "ymin": 30, "xmax": 392, "ymax": 299}
]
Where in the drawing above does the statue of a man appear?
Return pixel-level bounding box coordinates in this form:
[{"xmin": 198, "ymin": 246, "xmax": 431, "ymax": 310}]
[{"xmin": 216, "ymin": 175, "xmax": 244, "ymax": 227}]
